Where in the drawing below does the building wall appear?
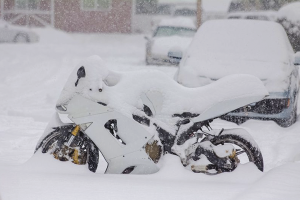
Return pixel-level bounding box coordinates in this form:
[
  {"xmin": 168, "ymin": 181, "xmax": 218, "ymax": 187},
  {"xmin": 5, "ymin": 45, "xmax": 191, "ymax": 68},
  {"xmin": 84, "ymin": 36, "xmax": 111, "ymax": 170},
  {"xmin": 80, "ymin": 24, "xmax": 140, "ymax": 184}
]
[
  {"xmin": 1, "ymin": 0, "xmax": 132, "ymax": 33},
  {"xmin": 54, "ymin": 0, "xmax": 132, "ymax": 33}
]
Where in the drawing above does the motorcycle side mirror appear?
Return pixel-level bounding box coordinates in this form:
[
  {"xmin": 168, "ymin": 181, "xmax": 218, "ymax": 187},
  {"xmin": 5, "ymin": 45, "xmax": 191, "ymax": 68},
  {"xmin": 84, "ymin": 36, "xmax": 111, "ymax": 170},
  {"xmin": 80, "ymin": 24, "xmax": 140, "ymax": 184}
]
[
  {"xmin": 294, "ymin": 52, "xmax": 300, "ymax": 66},
  {"xmin": 75, "ymin": 66, "xmax": 86, "ymax": 87}
]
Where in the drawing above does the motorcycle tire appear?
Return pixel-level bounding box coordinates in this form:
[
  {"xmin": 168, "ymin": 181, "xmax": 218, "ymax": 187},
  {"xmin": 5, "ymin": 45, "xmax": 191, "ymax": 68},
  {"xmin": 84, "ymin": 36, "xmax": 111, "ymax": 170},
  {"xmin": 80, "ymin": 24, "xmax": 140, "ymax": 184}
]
[
  {"xmin": 36, "ymin": 126, "xmax": 100, "ymax": 173},
  {"xmin": 87, "ymin": 141, "xmax": 100, "ymax": 173},
  {"xmin": 210, "ymin": 132, "xmax": 264, "ymax": 172}
]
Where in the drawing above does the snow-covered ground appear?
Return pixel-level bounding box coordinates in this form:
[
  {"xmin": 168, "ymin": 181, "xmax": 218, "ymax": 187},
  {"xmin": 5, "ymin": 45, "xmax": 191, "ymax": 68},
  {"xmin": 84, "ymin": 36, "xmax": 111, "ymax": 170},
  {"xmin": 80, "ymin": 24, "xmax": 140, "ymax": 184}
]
[{"xmin": 0, "ymin": 27, "xmax": 300, "ymax": 200}]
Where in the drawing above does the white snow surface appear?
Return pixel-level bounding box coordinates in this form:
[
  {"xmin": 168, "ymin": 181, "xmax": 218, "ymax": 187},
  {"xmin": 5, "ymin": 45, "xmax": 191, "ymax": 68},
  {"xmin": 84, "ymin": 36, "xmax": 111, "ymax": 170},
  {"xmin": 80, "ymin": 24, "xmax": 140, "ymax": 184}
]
[
  {"xmin": 0, "ymin": 27, "xmax": 300, "ymax": 200},
  {"xmin": 177, "ymin": 20, "xmax": 295, "ymax": 90},
  {"xmin": 278, "ymin": 2, "xmax": 300, "ymax": 23}
]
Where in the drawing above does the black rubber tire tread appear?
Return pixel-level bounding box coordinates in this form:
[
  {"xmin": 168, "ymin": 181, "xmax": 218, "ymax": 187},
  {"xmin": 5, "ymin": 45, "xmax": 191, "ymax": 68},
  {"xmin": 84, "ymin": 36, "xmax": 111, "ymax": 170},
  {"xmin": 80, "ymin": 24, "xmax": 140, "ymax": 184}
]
[
  {"xmin": 41, "ymin": 132, "xmax": 61, "ymax": 153},
  {"xmin": 87, "ymin": 141, "xmax": 99, "ymax": 173},
  {"xmin": 35, "ymin": 130, "xmax": 61, "ymax": 153},
  {"xmin": 210, "ymin": 134, "xmax": 264, "ymax": 172}
]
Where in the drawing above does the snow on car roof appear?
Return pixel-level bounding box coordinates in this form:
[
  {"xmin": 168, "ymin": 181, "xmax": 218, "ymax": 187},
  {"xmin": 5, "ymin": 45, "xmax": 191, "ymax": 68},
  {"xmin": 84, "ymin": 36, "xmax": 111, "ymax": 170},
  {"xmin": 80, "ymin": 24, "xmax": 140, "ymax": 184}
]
[
  {"xmin": 177, "ymin": 19, "xmax": 294, "ymax": 88},
  {"xmin": 158, "ymin": 17, "xmax": 196, "ymax": 29},
  {"xmin": 278, "ymin": 2, "xmax": 300, "ymax": 23}
]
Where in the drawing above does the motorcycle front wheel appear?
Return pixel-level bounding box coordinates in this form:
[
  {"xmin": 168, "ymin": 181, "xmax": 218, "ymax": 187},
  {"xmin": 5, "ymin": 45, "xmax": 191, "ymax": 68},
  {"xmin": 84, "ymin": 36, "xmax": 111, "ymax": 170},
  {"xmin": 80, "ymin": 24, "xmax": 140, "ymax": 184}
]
[{"xmin": 35, "ymin": 125, "xmax": 100, "ymax": 173}]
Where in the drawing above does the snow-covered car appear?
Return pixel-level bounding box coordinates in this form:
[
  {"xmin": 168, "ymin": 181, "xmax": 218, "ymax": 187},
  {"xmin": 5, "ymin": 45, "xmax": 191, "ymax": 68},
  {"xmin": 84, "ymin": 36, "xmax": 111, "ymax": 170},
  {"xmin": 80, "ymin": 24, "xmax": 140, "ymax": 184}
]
[
  {"xmin": 0, "ymin": 20, "xmax": 39, "ymax": 43},
  {"xmin": 145, "ymin": 17, "xmax": 196, "ymax": 66},
  {"xmin": 176, "ymin": 20, "xmax": 300, "ymax": 127}
]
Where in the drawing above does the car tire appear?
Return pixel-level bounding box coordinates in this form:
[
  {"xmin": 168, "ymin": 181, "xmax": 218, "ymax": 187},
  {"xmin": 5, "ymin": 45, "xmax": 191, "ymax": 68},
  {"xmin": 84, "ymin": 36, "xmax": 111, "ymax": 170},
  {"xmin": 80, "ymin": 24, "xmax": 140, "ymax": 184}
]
[
  {"xmin": 209, "ymin": 132, "xmax": 264, "ymax": 172},
  {"xmin": 13, "ymin": 33, "xmax": 29, "ymax": 43}
]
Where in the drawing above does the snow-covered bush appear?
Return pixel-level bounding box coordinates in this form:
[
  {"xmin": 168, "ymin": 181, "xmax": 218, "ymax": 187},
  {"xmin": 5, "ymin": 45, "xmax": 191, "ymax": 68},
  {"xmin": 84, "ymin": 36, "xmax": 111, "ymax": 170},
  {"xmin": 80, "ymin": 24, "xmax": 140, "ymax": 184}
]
[{"xmin": 277, "ymin": 2, "xmax": 300, "ymax": 52}]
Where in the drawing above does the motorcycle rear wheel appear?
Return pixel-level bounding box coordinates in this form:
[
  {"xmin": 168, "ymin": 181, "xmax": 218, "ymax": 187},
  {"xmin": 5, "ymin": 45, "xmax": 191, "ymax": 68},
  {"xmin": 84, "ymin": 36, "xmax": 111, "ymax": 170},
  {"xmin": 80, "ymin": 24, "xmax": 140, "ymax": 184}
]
[{"xmin": 210, "ymin": 133, "xmax": 264, "ymax": 172}]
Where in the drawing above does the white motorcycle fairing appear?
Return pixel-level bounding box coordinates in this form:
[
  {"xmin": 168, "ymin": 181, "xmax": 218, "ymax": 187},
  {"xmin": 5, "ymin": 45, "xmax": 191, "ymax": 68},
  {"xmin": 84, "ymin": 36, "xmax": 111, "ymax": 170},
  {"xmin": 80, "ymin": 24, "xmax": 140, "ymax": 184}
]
[{"xmin": 65, "ymin": 94, "xmax": 159, "ymax": 174}]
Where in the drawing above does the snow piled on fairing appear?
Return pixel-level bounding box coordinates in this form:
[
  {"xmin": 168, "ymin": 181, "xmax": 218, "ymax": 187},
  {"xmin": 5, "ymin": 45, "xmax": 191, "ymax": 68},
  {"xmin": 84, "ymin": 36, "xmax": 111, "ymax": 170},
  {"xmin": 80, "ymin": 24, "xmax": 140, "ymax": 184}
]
[{"xmin": 57, "ymin": 56, "xmax": 268, "ymax": 120}]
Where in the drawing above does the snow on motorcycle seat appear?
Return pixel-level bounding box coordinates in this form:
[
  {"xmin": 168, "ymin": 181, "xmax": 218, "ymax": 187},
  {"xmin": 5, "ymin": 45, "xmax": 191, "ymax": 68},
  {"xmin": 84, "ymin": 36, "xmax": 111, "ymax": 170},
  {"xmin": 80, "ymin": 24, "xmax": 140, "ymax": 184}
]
[{"xmin": 56, "ymin": 56, "xmax": 269, "ymax": 124}]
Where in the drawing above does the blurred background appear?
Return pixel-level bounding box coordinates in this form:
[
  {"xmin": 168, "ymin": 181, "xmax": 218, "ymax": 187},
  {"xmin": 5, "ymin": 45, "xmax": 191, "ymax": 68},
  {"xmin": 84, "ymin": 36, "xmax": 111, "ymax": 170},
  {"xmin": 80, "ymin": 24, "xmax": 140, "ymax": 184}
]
[
  {"xmin": 1, "ymin": 0, "xmax": 299, "ymax": 50},
  {"xmin": 0, "ymin": 0, "xmax": 298, "ymax": 32},
  {"xmin": 1, "ymin": 0, "xmax": 228, "ymax": 33}
]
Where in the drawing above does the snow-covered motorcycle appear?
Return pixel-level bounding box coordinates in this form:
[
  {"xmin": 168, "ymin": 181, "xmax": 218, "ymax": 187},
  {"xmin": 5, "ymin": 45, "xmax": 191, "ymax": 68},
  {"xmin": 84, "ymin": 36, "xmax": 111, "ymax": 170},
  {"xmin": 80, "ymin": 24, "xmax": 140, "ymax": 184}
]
[{"xmin": 35, "ymin": 56, "xmax": 267, "ymax": 175}]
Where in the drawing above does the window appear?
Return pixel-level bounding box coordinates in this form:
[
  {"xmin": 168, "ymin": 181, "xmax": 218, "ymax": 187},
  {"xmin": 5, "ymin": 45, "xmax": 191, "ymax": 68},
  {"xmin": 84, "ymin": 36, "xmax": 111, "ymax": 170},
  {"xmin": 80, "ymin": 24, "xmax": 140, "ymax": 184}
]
[
  {"xmin": 136, "ymin": 0, "xmax": 157, "ymax": 15},
  {"xmin": 174, "ymin": 9, "xmax": 196, "ymax": 17},
  {"xmin": 82, "ymin": 0, "xmax": 111, "ymax": 10},
  {"xmin": 15, "ymin": 0, "xmax": 40, "ymax": 10},
  {"xmin": 15, "ymin": 0, "xmax": 26, "ymax": 9},
  {"xmin": 156, "ymin": 4, "xmax": 171, "ymax": 15}
]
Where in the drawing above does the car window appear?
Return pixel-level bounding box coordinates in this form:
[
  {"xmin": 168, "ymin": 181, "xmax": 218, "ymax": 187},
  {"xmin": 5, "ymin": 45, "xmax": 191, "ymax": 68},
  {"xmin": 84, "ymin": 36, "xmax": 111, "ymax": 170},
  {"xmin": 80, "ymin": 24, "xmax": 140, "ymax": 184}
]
[
  {"xmin": 174, "ymin": 9, "xmax": 196, "ymax": 17},
  {"xmin": 154, "ymin": 26, "xmax": 196, "ymax": 37}
]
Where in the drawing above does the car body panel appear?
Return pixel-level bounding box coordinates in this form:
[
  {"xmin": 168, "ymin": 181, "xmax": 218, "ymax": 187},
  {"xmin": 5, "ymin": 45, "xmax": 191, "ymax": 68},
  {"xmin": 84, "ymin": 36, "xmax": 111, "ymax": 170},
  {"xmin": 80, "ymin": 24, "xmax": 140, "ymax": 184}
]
[{"xmin": 0, "ymin": 20, "xmax": 39, "ymax": 43}]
